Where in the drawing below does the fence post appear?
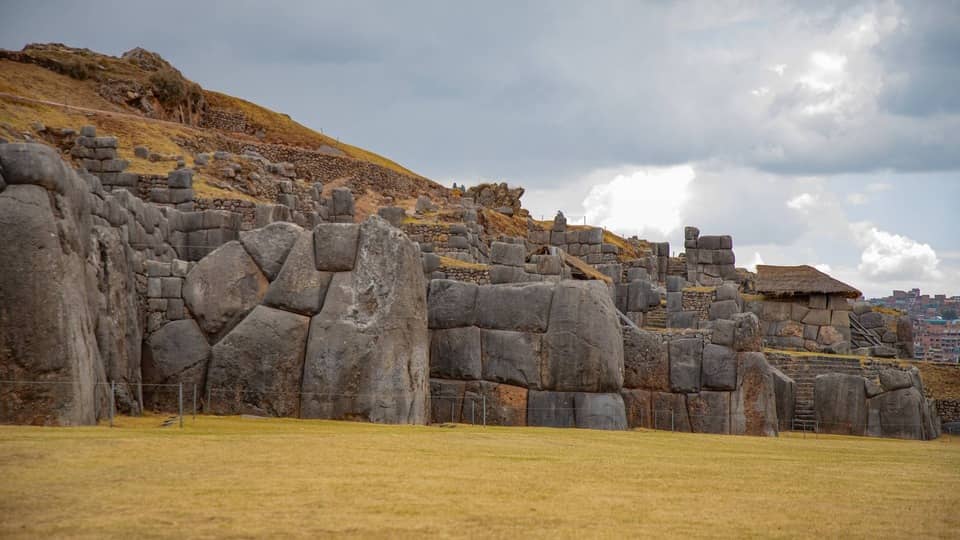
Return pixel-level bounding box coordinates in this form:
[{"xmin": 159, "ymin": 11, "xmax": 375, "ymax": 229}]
[
  {"xmin": 193, "ymin": 384, "xmax": 197, "ymax": 421},
  {"xmin": 482, "ymin": 394, "xmax": 486, "ymax": 427},
  {"xmin": 671, "ymin": 410, "xmax": 674, "ymax": 432},
  {"xmin": 137, "ymin": 381, "xmax": 143, "ymax": 417},
  {"xmin": 178, "ymin": 382, "xmax": 183, "ymax": 429},
  {"xmin": 207, "ymin": 385, "xmax": 212, "ymax": 413},
  {"xmin": 471, "ymin": 400, "xmax": 475, "ymax": 425},
  {"xmin": 109, "ymin": 381, "xmax": 115, "ymax": 428},
  {"xmin": 450, "ymin": 398, "xmax": 455, "ymax": 424}
]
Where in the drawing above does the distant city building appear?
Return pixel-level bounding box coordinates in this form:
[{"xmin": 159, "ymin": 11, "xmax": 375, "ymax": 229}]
[
  {"xmin": 869, "ymin": 288, "xmax": 960, "ymax": 363},
  {"xmin": 914, "ymin": 319, "xmax": 960, "ymax": 363}
]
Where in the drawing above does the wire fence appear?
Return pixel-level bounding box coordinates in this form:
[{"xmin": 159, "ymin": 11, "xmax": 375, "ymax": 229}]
[{"xmin": 0, "ymin": 380, "xmax": 951, "ymax": 442}]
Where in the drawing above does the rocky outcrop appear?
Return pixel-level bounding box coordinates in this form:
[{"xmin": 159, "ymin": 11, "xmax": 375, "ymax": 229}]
[
  {"xmin": 300, "ymin": 217, "xmax": 429, "ymax": 423},
  {"xmin": 182, "ymin": 241, "xmax": 269, "ymax": 338},
  {"xmin": 814, "ymin": 369, "xmax": 940, "ymax": 440},
  {"xmin": 0, "ymin": 144, "xmax": 107, "ymax": 425}
]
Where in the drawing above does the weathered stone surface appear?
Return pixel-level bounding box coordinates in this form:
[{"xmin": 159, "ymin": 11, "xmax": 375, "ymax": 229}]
[
  {"xmin": 701, "ymin": 344, "xmax": 736, "ymax": 391},
  {"xmin": 429, "ymin": 378, "xmax": 482, "ymax": 424},
  {"xmin": 430, "ymin": 326, "xmax": 482, "ymax": 380},
  {"xmin": 867, "ymin": 387, "xmax": 925, "ymax": 440},
  {"xmin": 709, "ymin": 299, "xmax": 740, "ymax": 321},
  {"xmin": 428, "ymin": 279, "xmax": 477, "ymax": 328},
  {"xmin": 769, "ymin": 366, "xmax": 796, "ymax": 431},
  {"xmin": 859, "ymin": 311, "xmax": 883, "ymax": 329},
  {"xmin": 527, "ymin": 390, "xmax": 576, "ymax": 428},
  {"xmin": 879, "ymin": 369, "xmax": 912, "ymax": 392},
  {"xmin": 313, "ymin": 223, "xmax": 360, "ymax": 271},
  {"xmin": 623, "ymin": 325, "xmax": 669, "ymax": 391},
  {"xmin": 142, "ymin": 319, "xmax": 209, "ymax": 411},
  {"xmin": 730, "ymin": 352, "xmax": 779, "ymax": 436},
  {"xmin": 206, "ymin": 306, "xmax": 309, "ymax": 416},
  {"xmin": 263, "ymin": 231, "xmax": 333, "ymax": 316},
  {"xmin": 182, "ymin": 241, "xmax": 269, "ymax": 337},
  {"xmin": 574, "ymin": 392, "xmax": 627, "ymax": 430},
  {"xmin": 376, "ymin": 206, "xmax": 406, "ymax": 228},
  {"xmin": 711, "ymin": 319, "xmax": 735, "ymax": 347},
  {"xmin": 814, "ymin": 373, "xmax": 867, "ymax": 436},
  {"xmin": 652, "ymin": 392, "xmax": 691, "ymax": 432},
  {"xmin": 669, "ymin": 338, "xmax": 703, "ymax": 393},
  {"xmin": 627, "ymin": 280, "xmax": 658, "ymax": 312},
  {"xmin": 481, "ymin": 329, "xmax": 542, "ymax": 388},
  {"xmin": 621, "ymin": 388, "xmax": 654, "ymax": 428},
  {"xmin": 802, "ymin": 309, "xmax": 831, "ymax": 326},
  {"xmin": 490, "ymin": 241, "xmax": 526, "ymax": 267},
  {"xmin": 0, "ymin": 182, "xmax": 103, "ymax": 425},
  {"xmin": 239, "ymin": 221, "xmax": 303, "ymax": 280},
  {"xmin": 687, "ymin": 391, "xmax": 730, "ymax": 434},
  {"xmin": 92, "ymin": 226, "xmax": 142, "ymax": 414},
  {"xmin": 478, "ymin": 381, "xmax": 527, "ymax": 426},
  {"xmin": 732, "ymin": 312, "xmax": 762, "ymax": 352},
  {"xmin": 476, "ymin": 282, "xmax": 553, "ymax": 332},
  {"xmin": 301, "ymin": 217, "xmax": 429, "ymax": 424},
  {"xmin": 542, "ymin": 281, "xmax": 624, "ymax": 392}
]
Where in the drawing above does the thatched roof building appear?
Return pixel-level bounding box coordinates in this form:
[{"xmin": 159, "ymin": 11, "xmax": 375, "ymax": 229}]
[{"xmin": 755, "ymin": 265, "xmax": 861, "ymax": 299}]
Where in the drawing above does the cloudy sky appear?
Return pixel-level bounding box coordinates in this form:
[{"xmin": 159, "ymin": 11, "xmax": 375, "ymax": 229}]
[{"xmin": 2, "ymin": 1, "xmax": 958, "ymax": 297}]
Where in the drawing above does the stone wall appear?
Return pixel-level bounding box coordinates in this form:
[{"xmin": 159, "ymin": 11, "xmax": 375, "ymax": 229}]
[
  {"xmin": 194, "ymin": 198, "xmax": 258, "ymax": 229},
  {"xmin": 936, "ymin": 399, "xmax": 960, "ymax": 424},
  {"xmin": 746, "ymin": 294, "xmax": 853, "ymax": 354},
  {"xmin": 684, "ymin": 226, "xmax": 737, "ymax": 286},
  {"xmin": 527, "ymin": 213, "xmax": 621, "ymax": 266},
  {"xmin": 427, "ymin": 279, "xmax": 627, "ymax": 429}
]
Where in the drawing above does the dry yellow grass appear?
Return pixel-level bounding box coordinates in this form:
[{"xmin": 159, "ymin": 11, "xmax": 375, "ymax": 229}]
[{"xmin": 0, "ymin": 416, "xmax": 957, "ymax": 538}]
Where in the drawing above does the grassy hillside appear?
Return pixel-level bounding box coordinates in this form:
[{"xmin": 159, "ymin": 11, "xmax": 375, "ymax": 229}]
[
  {"xmin": 0, "ymin": 416, "xmax": 956, "ymax": 538},
  {"xmin": 0, "ymin": 44, "xmax": 423, "ymax": 179}
]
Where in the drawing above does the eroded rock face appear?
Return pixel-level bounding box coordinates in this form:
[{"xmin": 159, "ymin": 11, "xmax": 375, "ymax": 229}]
[
  {"xmin": 542, "ymin": 281, "xmax": 624, "ymax": 392},
  {"xmin": 262, "ymin": 231, "xmax": 333, "ymax": 316},
  {"xmin": 867, "ymin": 387, "xmax": 924, "ymax": 440},
  {"xmin": 207, "ymin": 305, "xmax": 310, "ymax": 417},
  {"xmin": 730, "ymin": 352, "xmax": 779, "ymax": 436},
  {"xmin": 0, "ymin": 144, "xmax": 106, "ymax": 426},
  {"xmin": 142, "ymin": 319, "xmax": 210, "ymax": 411},
  {"xmin": 622, "ymin": 326, "xmax": 669, "ymax": 391},
  {"xmin": 300, "ymin": 217, "xmax": 429, "ymax": 424},
  {"xmin": 239, "ymin": 221, "xmax": 302, "ymax": 280},
  {"xmin": 183, "ymin": 241, "xmax": 269, "ymax": 337},
  {"xmin": 814, "ymin": 373, "xmax": 867, "ymax": 436}
]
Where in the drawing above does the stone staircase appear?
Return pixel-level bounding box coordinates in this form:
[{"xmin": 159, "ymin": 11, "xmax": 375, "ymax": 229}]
[
  {"xmin": 643, "ymin": 306, "xmax": 667, "ymax": 329},
  {"xmin": 767, "ymin": 353, "xmax": 870, "ymax": 429}
]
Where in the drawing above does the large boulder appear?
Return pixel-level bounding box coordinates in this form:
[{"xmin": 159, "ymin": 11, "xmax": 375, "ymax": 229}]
[
  {"xmin": 313, "ymin": 223, "xmax": 359, "ymax": 271},
  {"xmin": 92, "ymin": 225, "xmax": 142, "ymax": 414},
  {"xmin": 476, "ymin": 282, "xmax": 553, "ymax": 332},
  {"xmin": 622, "ymin": 325, "xmax": 669, "ymax": 391},
  {"xmin": 142, "ymin": 319, "xmax": 210, "ymax": 412},
  {"xmin": 879, "ymin": 369, "xmax": 912, "ymax": 392},
  {"xmin": 621, "ymin": 388, "xmax": 654, "ymax": 428},
  {"xmin": 574, "ymin": 392, "xmax": 627, "ymax": 430},
  {"xmin": 239, "ymin": 222, "xmax": 302, "ymax": 280},
  {"xmin": 730, "ymin": 352, "xmax": 779, "ymax": 436},
  {"xmin": 542, "ymin": 281, "xmax": 624, "ymax": 392},
  {"xmin": 866, "ymin": 387, "xmax": 925, "ymax": 440},
  {"xmin": 0, "ymin": 173, "xmax": 104, "ymax": 425},
  {"xmin": 478, "ymin": 381, "xmax": 527, "ymax": 426},
  {"xmin": 814, "ymin": 373, "xmax": 867, "ymax": 436},
  {"xmin": 527, "ymin": 390, "xmax": 576, "ymax": 428},
  {"xmin": 687, "ymin": 391, "xmax": 730, "ymax": 434},
  {"xmin": 182, "ymin": 241, "xmax": 269, "ymax": 338},
  {"xmin": 428, "ymin": 279, "xmax": 478, "ymax": 329},
  {"xmin": 653, "ymin": 392, "xmax": 691, "ymax": 432},
  {"xmin": 701, "ymin": 343, "xmax": 737, "ymax": 391},
  {"xmin": 300, "ymin": 217, "xmax": 429, "ymax": 424},
  {"xmin": 206, "ymin": 305, "xmax": 310, "ymax": 416},
  {"xmin": 668, "ymin": 337, "xmax": 703, "ymax": 393},
  {"xmin": 263, "ymin": 231, "xmax": 333, "ymax": 316},
  {"xmin": 769, "ymin": 366, "xmax": 796, "ymax": 431},
  {"xmin": 430, "ymin": 326, "xmax": 482, "ymax": 380},
  {"xmin": 480, "ymin": 329, "xmax": 542, "ymax": 389}
]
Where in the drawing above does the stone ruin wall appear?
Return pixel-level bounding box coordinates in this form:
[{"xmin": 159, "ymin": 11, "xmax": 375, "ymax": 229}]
[{"xmin": 0, "ymin": 137, "xmax": 949, "ymax": 439}]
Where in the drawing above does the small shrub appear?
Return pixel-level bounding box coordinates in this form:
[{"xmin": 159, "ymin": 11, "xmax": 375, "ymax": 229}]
[{"xmin": 149, "ymin": 69, "xmax": 186, "ymax": 105}]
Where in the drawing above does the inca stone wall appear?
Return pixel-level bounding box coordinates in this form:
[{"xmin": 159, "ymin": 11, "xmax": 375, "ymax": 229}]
[
  {"xmin": 684, "ymin": 226, "xmax": 737, "ymax": 286},
  {"xmin": 427, "ymin": 279, "xmax": 628, "ymax": 429},
  {"xmin": 745, "ymin": 293, "xmax": 853, "ymax": 354}
]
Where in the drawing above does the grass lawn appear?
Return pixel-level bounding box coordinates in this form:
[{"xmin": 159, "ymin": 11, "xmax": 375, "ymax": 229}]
[{"xmin": 0, "ymin": 416, "xmax": 957, "ymax": 538}]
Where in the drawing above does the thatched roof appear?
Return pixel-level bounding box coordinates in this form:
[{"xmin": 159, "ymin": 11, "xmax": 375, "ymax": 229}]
[
  {"xmin": 561, "ymin": 252, "xmax": 613, "ymax": 284},
  {"xmin": 755, "ymin": 265, "xmax": 861, "ymax": 298}
]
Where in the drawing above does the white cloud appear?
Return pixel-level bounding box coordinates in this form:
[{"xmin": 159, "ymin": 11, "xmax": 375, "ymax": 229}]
[
  {"xmin": 582, "ymin": 165, "xmax": 695, "ymax": 237},
  {"xmin": 851, "ymin": 222, "xmax": 942, "ymax": 281},
  {"xmin": 786, "ymin": 192, "xmax": 818, "ymax": 211},
  {"xmin": 769, "ymin": 64, "xmax": 787, "ymax": 77},
  {"xmin": 866, "ymin": 182, "xmax": 892, "ymax": 192},
  {"xmin": 847, "ymin": 192, "xmax": 867, "ymax": 205}
]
